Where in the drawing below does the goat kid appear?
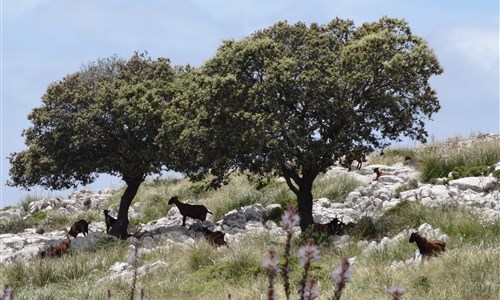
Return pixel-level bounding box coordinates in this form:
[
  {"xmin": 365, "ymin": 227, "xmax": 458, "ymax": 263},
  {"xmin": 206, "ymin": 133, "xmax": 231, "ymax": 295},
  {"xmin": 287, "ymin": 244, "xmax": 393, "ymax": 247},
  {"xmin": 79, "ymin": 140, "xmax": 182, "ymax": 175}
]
[
  {"xmin": 103, "ymin": 209, "xmax": 117, "ymax": 233},
  {"xmin": 373, "ymin": 167, "xmax": 391, "ymax": 181},
  {"xmin": 41, "ymin": 236, "xmax": 71, "ymax": 258},
  {"xmin": 68, "ymin": 219, "xmax": 90, "ymax": 238},
  {"xmin": 200, "ymin": 227, "xmax": 228, "ymax": 247},
  {"xmin": 409, "ymin": 232, "xmax": 446, "ymax": 259},
  {"xmin": 168, "ymin": 196, "xmax": 213, "ymax": 226}
]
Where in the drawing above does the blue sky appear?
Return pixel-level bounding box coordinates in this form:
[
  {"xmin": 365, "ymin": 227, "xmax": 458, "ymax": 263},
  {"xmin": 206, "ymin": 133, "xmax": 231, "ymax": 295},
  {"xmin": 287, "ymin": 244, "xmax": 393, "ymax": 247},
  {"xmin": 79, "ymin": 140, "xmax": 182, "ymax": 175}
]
[{"xmin": 1, "ymin": 0, "xmax": 499, "ymax": 208}]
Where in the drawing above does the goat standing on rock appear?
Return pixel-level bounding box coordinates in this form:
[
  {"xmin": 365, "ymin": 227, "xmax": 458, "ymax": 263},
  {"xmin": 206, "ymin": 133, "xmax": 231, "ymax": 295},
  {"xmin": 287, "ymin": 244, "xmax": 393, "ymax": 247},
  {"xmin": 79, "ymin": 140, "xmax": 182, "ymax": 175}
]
[
  {"xmin": 409, "ymin": 232, "xmax": 446, "ymax": 259},
  {"xmin": 168, "ymin": 196, "xmax": 213, "ymax": 226}
]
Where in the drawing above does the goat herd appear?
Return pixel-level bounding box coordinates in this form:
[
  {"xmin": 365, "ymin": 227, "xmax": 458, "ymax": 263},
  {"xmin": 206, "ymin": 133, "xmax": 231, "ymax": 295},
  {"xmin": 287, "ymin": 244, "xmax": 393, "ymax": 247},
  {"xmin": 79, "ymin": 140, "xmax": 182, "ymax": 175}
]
[{"xmin": 39, "ymin": 190, "xmax": 445, "ymax": 260}]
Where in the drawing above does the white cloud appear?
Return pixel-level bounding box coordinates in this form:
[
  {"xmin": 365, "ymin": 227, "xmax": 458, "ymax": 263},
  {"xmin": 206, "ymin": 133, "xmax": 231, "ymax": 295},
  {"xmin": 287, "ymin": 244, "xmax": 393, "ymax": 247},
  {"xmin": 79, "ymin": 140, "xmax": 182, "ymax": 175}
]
[{"xmin": 443, "ymin": 22, "xmax": 499, "ymax": 73}]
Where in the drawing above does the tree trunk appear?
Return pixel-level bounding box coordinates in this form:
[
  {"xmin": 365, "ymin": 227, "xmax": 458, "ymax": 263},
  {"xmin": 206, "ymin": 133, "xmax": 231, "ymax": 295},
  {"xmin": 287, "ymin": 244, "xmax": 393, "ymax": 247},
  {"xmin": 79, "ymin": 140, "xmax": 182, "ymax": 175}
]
[
  {"xmin": 296, "ymin": 188, "xmax": 315, "ymax": 232},
  {"xmin": 282, "ymin": 166, "xmax": 318, "ymax": 232},
  {"xmin": 108, "ymin": 175, "xmax": 144, "ymax": 239}
]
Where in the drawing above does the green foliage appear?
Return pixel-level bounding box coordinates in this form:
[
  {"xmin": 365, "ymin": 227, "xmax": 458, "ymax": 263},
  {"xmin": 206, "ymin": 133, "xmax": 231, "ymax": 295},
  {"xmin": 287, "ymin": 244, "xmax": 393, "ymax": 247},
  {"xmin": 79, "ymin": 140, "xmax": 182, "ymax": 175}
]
[
  {"xmin": 163, "ymin": 17, "xmax": 442, "ymax": 229},
  {"xmin": 262, "ymin": 205, "xmax": 284, "ymax": 223},
  {"xmin": 0, "ymin": 218, "xmax": 35, "ymax": 234},
  {"xmin": 295, "ymin": 225, "xmax": 332, "ymax": 246},
  {"xmin": 189, "ymin": 182, "xmax": 207, "ymax": 196},
  {"xmin": 26, "ymin": 211, "xmax": 47, "ymax": 222},
  {"xmin": 9, "ymin": 52, "xmax": 177, "ymax": 190},
  {"xmin": 264, "ymin": 182, "xmax": 296, "ymax": 209},
  {"xmin": 450, "ymin": 165, "xmax": 489, "ymax": 179},
  {"xmin": 493, "ymin": 169, "xmax": 500, "ymax": 180},
  {"xmin": 376, "ymin": 201, "xmax": 427, "ymax": 237},
  {"xmin": 349, "ymin": 216, "xmax": 378, "ymax": 240}
]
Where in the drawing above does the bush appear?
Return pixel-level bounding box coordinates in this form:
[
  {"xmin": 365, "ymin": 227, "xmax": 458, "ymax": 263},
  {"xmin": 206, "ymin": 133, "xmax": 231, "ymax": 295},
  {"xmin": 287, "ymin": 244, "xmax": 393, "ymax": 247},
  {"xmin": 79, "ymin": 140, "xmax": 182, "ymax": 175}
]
[
  {"xmin": 375, "ymin": 201, "xmax": 426, "ymax": 237},
  {"xmin": 0, "ymin": 219, "xmax": 35, "ymax": 234},
  {"xmin": 295, "ymin": 225, "xmax": 332, "ymax": 246},
  {"xmin": 263, "ymin": 205, "xmax": 284, "ymax": 223},
  {"xmin": 350, "ymin": 216, "xmax": 377, "ymax": 239},
  {"xmin": 26, "ymin": 211, "xmax": 47, "ymax": 222}
]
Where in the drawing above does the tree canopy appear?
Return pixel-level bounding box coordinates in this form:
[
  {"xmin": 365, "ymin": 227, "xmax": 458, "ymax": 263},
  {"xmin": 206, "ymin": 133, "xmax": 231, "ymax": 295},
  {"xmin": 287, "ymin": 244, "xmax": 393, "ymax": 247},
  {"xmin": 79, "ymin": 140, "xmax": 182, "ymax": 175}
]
[
  {"xmin": 9, "ymin": 17, "xmax": 443, "ymax": 234},
  {"xmin": 8, "ymin": 52, "xmax": 177, "ymax": 238},
  {"xmin": 162, "ymin": 17, "xmax": 443, "ymax": 230}
]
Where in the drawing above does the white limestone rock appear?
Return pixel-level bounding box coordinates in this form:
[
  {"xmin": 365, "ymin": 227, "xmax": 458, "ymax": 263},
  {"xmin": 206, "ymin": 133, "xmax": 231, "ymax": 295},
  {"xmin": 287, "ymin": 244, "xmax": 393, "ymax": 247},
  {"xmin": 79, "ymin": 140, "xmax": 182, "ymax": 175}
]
[{"xmin": 449, "ymin": 176, "xmax": 498, "ymax": 192}]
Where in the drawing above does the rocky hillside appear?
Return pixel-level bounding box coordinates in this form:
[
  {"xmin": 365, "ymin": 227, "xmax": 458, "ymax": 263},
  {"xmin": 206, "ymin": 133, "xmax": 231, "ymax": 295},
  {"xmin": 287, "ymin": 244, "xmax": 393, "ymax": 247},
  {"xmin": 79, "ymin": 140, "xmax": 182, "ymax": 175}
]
[{"xmin": 1, "ymin": 147, "xmax": 499, "ymax": 279}]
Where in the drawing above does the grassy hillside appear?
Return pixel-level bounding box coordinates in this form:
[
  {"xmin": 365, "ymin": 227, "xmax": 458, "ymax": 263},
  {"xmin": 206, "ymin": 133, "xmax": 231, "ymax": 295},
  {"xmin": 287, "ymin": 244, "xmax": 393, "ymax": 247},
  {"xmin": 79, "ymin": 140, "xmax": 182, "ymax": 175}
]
[{"xmin": 1, "ymin": 134, "xmax": 500, "ymax": 299}]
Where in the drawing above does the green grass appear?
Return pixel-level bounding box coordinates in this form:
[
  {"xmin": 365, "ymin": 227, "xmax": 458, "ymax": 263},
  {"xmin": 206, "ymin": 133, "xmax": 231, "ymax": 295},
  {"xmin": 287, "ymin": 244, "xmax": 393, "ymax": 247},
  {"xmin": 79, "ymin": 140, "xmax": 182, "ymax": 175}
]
[
  {"xmin": 2, "ymin": 201, "xmax": 498, "ymax": 300},
  {"xmin": 2, "ymin": 134, "xmax": 499, "ymax": 299},
  {"xmin": 369, "ymin": 147, "xmax": 417, "ymax": 166},
  {"xmin": 313, "ymin": 173, "xmax": 360, "ymax": 202},
  {"xmin": 418, "ymin": 136, "xmax": 500, "ymax": 183}
]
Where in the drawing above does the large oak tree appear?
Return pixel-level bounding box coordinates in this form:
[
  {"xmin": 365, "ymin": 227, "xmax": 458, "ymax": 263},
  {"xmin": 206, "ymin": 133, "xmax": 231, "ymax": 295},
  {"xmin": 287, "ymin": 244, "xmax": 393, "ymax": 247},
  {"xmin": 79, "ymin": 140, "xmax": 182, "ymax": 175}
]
[
  {"xmin": 162, "ymin": 17, "xmax": 443, "ymax": 231},
  {"xmin": 8, "ymin": 52, "xmax": 177, "ymax": 239}
]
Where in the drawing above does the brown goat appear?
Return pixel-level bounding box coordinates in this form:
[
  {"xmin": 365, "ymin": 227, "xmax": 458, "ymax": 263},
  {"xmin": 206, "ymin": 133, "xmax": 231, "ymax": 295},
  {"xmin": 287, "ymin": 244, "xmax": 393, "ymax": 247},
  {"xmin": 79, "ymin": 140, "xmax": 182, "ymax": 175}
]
[
  {"xmin": 409, "ymin": 232, "xmax": 446, "ymax": 259},
  {"xmin": 41, "ymin": 236, "xmax": 71, "ymax": 258},
  {"xmin": 341, "ymin": 149, "xmax": 367, "ymax": 171},
  {"xmin": 103, "ymin": 210, "xmax": 117, "ymax": 233},
  {"xmin": 373, "ymin": 167, "xmax": 391, "ymax": 181},
  {"xmin": 168, "ymin": 196, "xmax": 213, "ymax": 226},
  {"xmin": 68, "ymin": 219, "xmax": 90, "ymax": 238},
  {"xmin": 200, "ymin": 227, "xmax": 228, "ymax": 247}
]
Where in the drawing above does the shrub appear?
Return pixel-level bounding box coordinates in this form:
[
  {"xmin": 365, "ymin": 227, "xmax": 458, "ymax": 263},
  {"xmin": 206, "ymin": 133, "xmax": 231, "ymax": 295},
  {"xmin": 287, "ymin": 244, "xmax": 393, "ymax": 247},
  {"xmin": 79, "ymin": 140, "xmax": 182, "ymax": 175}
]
[
  {"xmin": 26, "ymin": 211, "xmax": 47, "ymax": 222},
  {"xmin": 350, "ymin": 216, "xmax": 377, "ymax": 239},
  {"xmin": 375, "ymin": 201, "xmax": 426, "ymax": 237},
  {"xmin": 295, "ymin": 225, "xmax": 332, "ymax": 246},
  {"xmin": 263, "ymin": 205, "xmax": 284, "ymax": 223},
  {"xmin": 0, "ymin": 219, "xmax": 35, "ymax": 234}
]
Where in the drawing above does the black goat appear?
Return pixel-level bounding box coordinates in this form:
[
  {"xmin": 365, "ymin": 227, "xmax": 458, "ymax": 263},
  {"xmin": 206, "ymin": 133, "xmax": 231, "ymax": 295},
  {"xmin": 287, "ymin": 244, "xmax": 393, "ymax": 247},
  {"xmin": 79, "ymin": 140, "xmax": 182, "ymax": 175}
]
[
  {"xmin": 168, "ymin": 196, "xmax": 213, "ymax": 226},
  {"xmin": 68, "ymin": 220, "xmax": 90, "ymax": 238}
]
